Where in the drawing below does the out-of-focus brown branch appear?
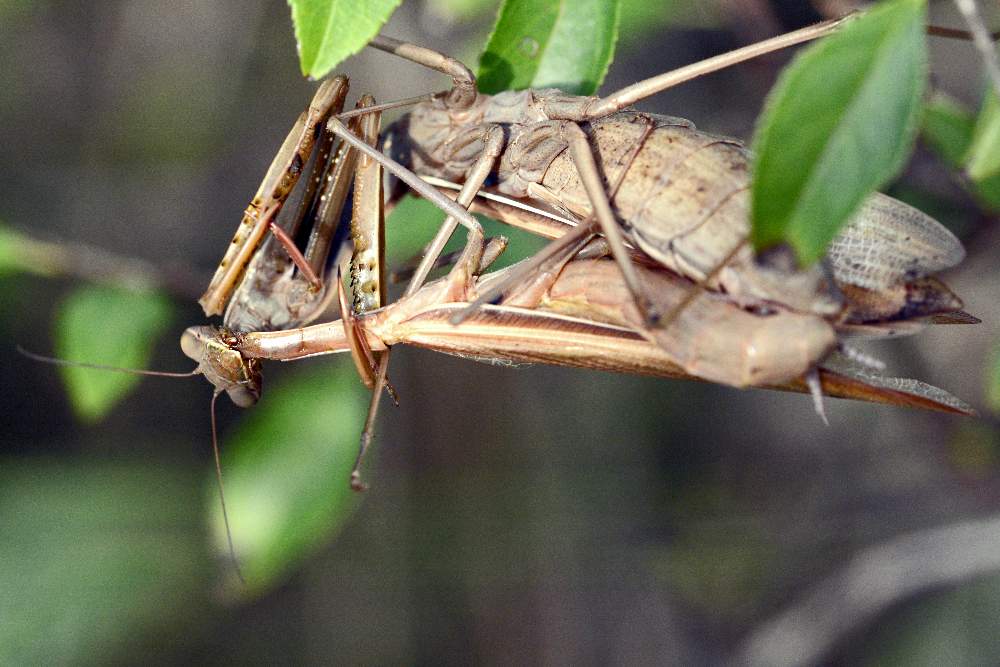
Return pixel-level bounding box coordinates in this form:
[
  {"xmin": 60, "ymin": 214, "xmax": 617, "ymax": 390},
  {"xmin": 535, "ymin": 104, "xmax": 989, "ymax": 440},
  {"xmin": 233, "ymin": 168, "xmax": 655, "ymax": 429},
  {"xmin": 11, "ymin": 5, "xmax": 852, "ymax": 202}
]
[
  {"xmin": 952, "ymin": 0, "xmax": 1000, "ymax": 98},
  {"xmin": 733, "ymin": 514, "xmax": 1000, "ymax": 666},
  {"xmin": 1, "ymin": 225, "xmax": 206, "ymax": 300}
]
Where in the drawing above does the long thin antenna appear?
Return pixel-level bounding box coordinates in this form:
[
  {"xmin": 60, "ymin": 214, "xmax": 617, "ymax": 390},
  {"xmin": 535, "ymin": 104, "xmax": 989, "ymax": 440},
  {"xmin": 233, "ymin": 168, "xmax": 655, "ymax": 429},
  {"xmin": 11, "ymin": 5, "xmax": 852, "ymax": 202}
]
[
  {"xmin": 17, "ymin": 345, "xmax": 201, "ymax": 378},
  {"xmin": 210, "ymin": 390, "xmax": 245, "ymax": 585},
  {"xmin": 335, "ymin": 92, "xmax": 438, "ymax": 120},
  {"xmin": 21, "ymin": 344, "xmax": 246, "ymax": 582}
]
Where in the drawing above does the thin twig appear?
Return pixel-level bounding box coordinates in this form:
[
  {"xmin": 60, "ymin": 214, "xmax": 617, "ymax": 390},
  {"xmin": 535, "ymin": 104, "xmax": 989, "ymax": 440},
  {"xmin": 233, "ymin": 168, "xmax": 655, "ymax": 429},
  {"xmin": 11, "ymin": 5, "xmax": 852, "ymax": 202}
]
[
  {"xmin": 3, "ymin": 226, "xmax": 205, "ymax": 300},
  {"xmin": 733, "ymin": 514, "xmax": 1000, "ymax": 666},
  {"xmin": 952, "ymin": 0, "xmax": 1000, "ymax": 98}
]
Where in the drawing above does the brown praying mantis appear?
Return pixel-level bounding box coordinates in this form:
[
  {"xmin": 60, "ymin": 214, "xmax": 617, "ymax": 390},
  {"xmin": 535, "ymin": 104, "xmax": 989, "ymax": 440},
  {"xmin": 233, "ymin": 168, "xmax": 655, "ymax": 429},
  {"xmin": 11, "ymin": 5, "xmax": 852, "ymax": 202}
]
[
  {"xmin": 181, "ymin": 12, "xmax": 976, "ymax": 497},
  {"xmin": 21, "ymin": 12, "xmax": 981, "ymax": 580}
]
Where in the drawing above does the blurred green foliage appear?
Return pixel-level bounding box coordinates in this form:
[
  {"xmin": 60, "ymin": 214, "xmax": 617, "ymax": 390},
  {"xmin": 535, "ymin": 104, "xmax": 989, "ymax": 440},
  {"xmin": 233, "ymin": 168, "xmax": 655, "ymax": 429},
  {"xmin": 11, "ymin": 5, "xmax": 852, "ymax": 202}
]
[
  {"xmin": 210, "ymin": 361, "xmax": 367, "ymax": 596},
  {"xmin": 386, "ymin": 194, "xmax": 546, "ymax": 273},
  {"xmin": 987, "ymin": 344, "xmax": 1000, "ymax": 414},
  {"xmin": 751, "ymin": 0, "xmax": 928, "ymax": 264},
  {"xmin": 865, "ymin": 575, "xmax": 1000, "ymax": 665},
  {"xmin": 965, "ymin": 89, "xmax": 1000, "ymax": 181},
  {"xmin": 923, "ymin": 91, "xmax": 977, "ymax": 168},
  {"xmin": 5, "ymin": 0, "xmax": 1000, "ymax": 663},
  {"xmin": 617, "ymin": 0, "xmax": 722, "ymax": 36},
  {"xmin": 922, "ymin": 89, "xmax": 1000, "ymax": 210},
  {"xmin": 0, "ymin": 223, "xmax": 65, "ymax": 277},
  {"xmin": 948, "ymin": 422, "xmax": 1000, "ymax": 477},
  {"xmin": 656, "ymin": 524, "xmax": 778, "ymax": 616},
  {"xmin": 54, "ymin": 285, "xmax": 174, "ymax": 422}
]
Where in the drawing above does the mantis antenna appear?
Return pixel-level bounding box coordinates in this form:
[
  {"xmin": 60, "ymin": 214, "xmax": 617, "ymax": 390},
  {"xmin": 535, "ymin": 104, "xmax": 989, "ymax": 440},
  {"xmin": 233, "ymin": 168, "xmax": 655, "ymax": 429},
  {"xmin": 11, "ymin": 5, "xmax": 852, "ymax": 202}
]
[{"xmin": 17, "ymin": 345, "xmax": 246, "ymax": 584}]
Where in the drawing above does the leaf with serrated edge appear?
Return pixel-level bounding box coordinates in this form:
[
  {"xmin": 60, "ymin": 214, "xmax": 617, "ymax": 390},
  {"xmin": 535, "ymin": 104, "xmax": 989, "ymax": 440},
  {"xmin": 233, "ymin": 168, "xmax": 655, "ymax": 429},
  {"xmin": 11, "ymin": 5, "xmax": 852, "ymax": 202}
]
[
  {"xmin": 289, "ymin": 0, "xmax": 402, "ymax": 78},
  {"xmin": 751, "ymin": 0, "xmax": 928, "ymax": 265},
  {"xmin": 55, "ymin": 286, "xmax": 173, "ymax": 423},
  {"xmin": 478, "ymin": 0, "xmax": 620, "ymax": 95}
]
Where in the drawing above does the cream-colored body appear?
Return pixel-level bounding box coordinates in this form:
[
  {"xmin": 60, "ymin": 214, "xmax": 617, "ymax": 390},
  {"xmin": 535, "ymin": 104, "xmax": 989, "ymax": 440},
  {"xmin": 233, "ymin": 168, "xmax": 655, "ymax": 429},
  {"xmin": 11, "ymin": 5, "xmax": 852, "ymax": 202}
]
[
  {"xmin": 189, "ymin": 21, "xmax": 970, "ymax": 409},
  {"xmin": 388, "ymin": 93, "xmax": 965, "ymax": 321}
]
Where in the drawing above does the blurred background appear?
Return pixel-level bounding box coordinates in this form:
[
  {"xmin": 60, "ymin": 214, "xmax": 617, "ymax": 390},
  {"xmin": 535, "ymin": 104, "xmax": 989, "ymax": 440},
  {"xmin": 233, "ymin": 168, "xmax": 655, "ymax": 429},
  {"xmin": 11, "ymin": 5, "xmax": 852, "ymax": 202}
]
[{"xmin": 3, "ymin": 0, "xmax": 1000, "ymax": 664}]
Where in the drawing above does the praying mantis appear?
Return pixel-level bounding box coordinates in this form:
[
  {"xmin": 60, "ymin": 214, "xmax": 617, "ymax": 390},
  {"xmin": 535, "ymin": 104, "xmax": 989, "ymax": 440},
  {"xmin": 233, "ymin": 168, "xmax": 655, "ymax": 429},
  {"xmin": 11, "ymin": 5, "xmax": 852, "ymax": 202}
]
[
  {"xmin": 12, "ymin": 4, "xmax": 987, "ymax": 596},
  {"xmin": 183, "ymin": 10, "xmax": 976, "ymax": 495}
]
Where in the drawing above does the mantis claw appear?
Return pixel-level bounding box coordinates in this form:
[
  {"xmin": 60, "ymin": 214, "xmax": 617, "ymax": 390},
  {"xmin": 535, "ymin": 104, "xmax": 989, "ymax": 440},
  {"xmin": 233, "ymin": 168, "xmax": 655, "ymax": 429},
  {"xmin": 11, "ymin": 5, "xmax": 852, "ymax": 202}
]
[
  {"xmin": 350, "ymin": 471, "xmax": 369, "ymax": 493},
  {"xmin": 806, "ymin": 369, "xmax": 829, "ymax": 426}
]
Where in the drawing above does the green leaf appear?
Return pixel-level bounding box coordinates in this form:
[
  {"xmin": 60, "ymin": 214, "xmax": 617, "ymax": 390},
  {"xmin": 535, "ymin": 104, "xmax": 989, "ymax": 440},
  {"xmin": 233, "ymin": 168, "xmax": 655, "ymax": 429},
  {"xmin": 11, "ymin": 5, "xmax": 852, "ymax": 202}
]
[
  {"xmin": 965, "ymin": 89, "xmax": 1000, "ymax": 181},
  {"xmin": 0, "ymin": 223, "xmax": 65, "ymax": 277},
  {"xmin": 922, "ymin": 92, "xmax": 976, "ymax": 168},
  {"xmin": 0, "ymin": 225, "xmax": 34, "ymax": 276},
  {"xmin": 54, "ymin": 285, "xmax": 174, "ymax": 422},
  {"xmin": 210, "ymin": 361, "xmax": 367, "ymax": 595},
  {"xmin": 478, "ymin": 0, "xmax": 621, "ymax": 95},
  {"xmin": 972, "ymin": 171, "xmax": 1000, "ymax": 211},
  {"xmin": 618, "ymin": 0, "xmax": 723, "ymax": 37},
  {"xmin": 865, "ymin": 574, "xmax": 1000, "ymax": 666},
  {"xmin": 426, "ymin": 0, "xmax": 497, "ymax": 21},
  {"xmin": 751, "ymin": 0, "xmax": 928, "ymax": 265},
  {"xmin": 288, "ymin": 0, "xmax": 403, "ymax": 79}
]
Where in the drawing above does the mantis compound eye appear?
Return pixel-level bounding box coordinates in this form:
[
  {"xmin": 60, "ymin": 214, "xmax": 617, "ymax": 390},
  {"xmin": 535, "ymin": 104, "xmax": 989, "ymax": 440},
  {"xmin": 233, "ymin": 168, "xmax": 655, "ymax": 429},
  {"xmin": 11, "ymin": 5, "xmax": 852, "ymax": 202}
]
[
  {"xmin": 180, "ymin": 326, "xmax": 262, "ymax": 408},
  {"xmin": 180, "ymin": 326, "xmax": 211, "ymax": 362}
]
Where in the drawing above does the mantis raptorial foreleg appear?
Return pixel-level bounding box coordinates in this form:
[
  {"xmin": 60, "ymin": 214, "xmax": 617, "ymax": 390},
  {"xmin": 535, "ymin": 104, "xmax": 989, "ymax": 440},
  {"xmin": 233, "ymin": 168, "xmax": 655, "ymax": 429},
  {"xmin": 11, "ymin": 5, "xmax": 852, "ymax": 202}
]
[
  {"xmin": 347, "ymin": 124, "xmax": 507, "ymax": 491},
  {"xmin": 222, "ymin": 99, "xmax": 378, "ymax": 333},
  {"xmin": 348, "ymin": 95, "xmax": 387, "ymax": 314},
  {"xmin": 200, "ymin": 76, "xmax": 349, "ymax": 316},
  {"xmin": 200, "ymin": 80, "xmax": 428, "ymax": 322},
  {"xmin": 323, "ymin": 95, "xmax": 403, "ymax": 407}
]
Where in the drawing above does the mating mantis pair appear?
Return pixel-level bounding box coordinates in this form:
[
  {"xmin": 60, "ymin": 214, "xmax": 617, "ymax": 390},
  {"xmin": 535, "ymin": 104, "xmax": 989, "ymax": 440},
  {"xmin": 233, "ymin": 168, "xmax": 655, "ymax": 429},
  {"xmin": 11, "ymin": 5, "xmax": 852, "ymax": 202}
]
[{"xmin": 182, "ymin": 12, "xmax": 975, "ymax": 505}]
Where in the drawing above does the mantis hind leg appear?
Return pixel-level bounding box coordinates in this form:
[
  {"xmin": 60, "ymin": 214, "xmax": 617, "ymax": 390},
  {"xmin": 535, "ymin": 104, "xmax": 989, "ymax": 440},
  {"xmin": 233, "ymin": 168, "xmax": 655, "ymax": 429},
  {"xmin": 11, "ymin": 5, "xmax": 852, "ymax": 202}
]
[
  {"xmin": 451, "ymin": 115, "xmax": 657, "ymax": 322},
  {"xmin": 561, "ymin": 121, "xmax": 663, "ymax": 325}
]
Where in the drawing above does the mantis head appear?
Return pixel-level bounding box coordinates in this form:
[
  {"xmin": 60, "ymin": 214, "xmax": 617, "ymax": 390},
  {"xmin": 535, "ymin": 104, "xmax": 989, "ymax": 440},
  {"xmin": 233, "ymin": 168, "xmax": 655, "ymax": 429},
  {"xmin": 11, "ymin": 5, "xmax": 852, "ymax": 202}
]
[{"xmin": 180, "ymin": 326, "xmax": 262, "ymax": 408}]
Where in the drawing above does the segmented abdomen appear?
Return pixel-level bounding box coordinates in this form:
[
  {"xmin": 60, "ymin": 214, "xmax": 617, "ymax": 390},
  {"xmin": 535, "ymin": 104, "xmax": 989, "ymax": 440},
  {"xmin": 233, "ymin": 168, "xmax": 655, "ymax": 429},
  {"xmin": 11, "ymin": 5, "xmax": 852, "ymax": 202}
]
[
  {"xmin": 535, "ymin": 112, "xmax": 754, "ymax": 283},
  {"xmin": 533, "ymin": 111, "xmax": 963, "ymax": 310}
]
